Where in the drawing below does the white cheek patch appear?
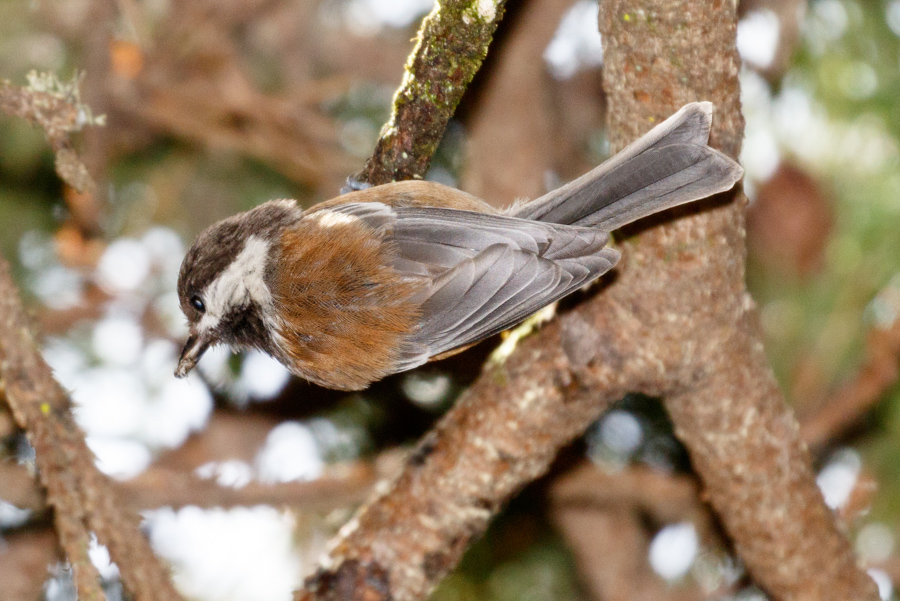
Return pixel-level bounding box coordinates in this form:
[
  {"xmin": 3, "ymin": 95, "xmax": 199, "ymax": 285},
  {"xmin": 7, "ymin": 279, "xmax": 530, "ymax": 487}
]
[{"xmin": 198, "ymin": 235, "xmax": 273, "ymax": 332}]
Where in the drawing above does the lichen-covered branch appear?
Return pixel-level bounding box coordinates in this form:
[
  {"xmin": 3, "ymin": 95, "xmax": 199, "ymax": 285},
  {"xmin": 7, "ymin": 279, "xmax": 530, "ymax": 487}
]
[
  {"xmin": 0, "ymin": 72, "xmax": 104, "ymax": 194},
  {"xmin": 0, "ymin": 257, "xmax": 183, "ymax": 601},
  {"xmin": 357, "ymin": 0, "xmax": 507, "ymax": 185},
  {"xmin": 292, "ymin": 1, "xmax": 880, "ymax": 601}
]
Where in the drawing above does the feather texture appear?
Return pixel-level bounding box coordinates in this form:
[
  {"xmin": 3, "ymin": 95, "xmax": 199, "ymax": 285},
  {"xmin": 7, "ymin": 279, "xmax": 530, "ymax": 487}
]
[
  {"xmin": 511, "ymin": 102, "xmax": 743, "ymax": 230},
  {"xmin": 330, "ymin": 204, "xmax": 619, "ymax": 368}
]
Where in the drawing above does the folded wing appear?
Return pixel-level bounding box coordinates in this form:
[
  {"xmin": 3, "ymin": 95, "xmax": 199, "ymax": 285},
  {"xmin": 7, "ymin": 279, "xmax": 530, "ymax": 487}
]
[{"xmin": 327, "ymin": 203, "xmax": 619, "ymax": 370}]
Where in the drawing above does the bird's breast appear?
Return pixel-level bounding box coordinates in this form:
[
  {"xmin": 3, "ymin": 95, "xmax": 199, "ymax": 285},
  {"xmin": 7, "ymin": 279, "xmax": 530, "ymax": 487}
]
[{"xmin": 269, "ymin": 211, "xmax": 425, "ymax": 390}]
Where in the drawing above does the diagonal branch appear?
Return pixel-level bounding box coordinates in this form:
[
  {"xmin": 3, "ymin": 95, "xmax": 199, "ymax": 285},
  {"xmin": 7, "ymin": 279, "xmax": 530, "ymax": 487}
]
[
  {"xmin": 0, "ymin": 257, "xmax": 183, "ymax": 601},
  {"xmin": 357, "ymin": 0, "xmax": 508, "ymax": 185}
]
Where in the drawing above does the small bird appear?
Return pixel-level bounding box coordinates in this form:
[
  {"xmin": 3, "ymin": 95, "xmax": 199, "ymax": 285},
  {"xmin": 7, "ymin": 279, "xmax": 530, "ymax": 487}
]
[{"xmin": 175, "ymin": 102, "xmax": 742, "ymax": 390}]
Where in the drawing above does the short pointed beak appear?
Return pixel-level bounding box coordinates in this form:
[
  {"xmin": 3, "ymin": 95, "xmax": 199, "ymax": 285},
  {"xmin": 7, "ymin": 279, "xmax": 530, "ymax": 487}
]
[{"xmin": 175, "ymin": 331, "xmax": 213, "ymax": 378}]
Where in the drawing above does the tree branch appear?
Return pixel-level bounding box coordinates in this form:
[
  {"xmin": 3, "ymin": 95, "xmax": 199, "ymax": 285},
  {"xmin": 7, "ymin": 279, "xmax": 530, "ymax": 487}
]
[
  {"xmin": 357, "ymin": 0, "xmax": 508, "ymax": 185},
  {"xmin": 799, "ymin": 285, "xmax": 900, "ymax": 450},
  {"xmin": 598, "ymin": 2, "xmax": 877, "ymax": 599},
  {"xmin": 292, "ymin": 1, "xmax": 880, "ymax": 601},
  {"xmin": 0, "ymin": 73, "xmax": 103, "ymax": 195},
  {"xmin": 0, "ymin": 258, "xmax": 183, "ymax": 601}
]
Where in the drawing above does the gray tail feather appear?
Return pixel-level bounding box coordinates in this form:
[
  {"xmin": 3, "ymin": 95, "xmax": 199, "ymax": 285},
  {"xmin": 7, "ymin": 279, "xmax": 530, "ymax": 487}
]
[{"xmin": 509, "ymin": 102, "xmax": 744, "ymax": 231}]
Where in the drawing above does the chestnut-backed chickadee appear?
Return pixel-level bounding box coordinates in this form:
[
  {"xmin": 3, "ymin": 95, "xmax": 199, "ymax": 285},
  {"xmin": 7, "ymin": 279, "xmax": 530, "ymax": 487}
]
[{"xmin": 174, "ymin": 102, "xmax": 742, "ymax": 390}]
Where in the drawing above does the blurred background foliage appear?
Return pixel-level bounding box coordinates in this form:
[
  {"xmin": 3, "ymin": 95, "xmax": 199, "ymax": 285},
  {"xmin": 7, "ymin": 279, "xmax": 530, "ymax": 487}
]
[{"xmin": 1, "ymin": 0, "xmax": 900, "ymax": 600}]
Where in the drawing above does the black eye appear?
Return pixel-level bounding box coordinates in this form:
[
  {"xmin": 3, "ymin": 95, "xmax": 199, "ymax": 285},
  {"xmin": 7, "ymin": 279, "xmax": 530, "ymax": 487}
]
[{"xmin": 190, "ymin": 295, "xmax": 205, "ymax": 313}]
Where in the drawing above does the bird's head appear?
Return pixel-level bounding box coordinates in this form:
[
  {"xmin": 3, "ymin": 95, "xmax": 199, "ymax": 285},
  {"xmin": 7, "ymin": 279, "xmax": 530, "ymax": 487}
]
[{"xmin": 174, "ymin": 200, "xmax": 300, "ymax": 377}]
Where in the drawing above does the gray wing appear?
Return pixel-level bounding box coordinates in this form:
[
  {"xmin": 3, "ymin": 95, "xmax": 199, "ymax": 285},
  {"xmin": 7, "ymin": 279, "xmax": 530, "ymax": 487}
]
[{"xmin": 380, "ymin": 206, "xmax": 619, "ymax": 367}]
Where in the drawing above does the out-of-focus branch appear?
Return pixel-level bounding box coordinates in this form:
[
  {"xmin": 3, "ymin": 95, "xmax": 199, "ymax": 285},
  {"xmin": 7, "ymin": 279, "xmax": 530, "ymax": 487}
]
[
  {"xmin": 552, "ymin": 505, "xmax": 710, "ymax": 601},
  {"xmin": 799, "ymin": 284, "xmax": 900, "ymax": 450},
  {"xmin": 0, "ymin": 528, "xmax": 62, "ymax": 601},
  {"xmin": 119, "ymin": 464, "xmax": 378, "ymax": 510},
  {"xmin": 549, "ymin": 463, "xmax": 723, "ymax": 601},
  {"xmin": 358, "ymin": 0, "xmax": 508, "ymax": 185},
  {"xmin": 0, "ymin": 461, "xmax": 378, "ymax": 515},
  {"xmin": 291, "ymin": 2, "xmax": 879, "ymax": 601},
  {"xmin": 459, "ymin": 0, "xmax": 572, "ymax": 207},
  {"xmin": 549, "ymin": 463, "xmax": 710, "ymax": 536},
  {"xmin": 0, "ymin": 258, "xmax": 183, "ymax": 601},
  {"xmin": 0, "ymin": 72, "xmax": 103, "ymax": 195}
]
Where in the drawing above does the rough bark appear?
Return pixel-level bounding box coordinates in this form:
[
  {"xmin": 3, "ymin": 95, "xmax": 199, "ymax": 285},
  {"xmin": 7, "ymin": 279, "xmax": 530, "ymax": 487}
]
[
  {"xmin": 292, "ymin": 1, "xmax": 879, "ymax": 600},
  {"xmin": 598, "ymin": 2, "xmax": 876, "ymax": 599}
]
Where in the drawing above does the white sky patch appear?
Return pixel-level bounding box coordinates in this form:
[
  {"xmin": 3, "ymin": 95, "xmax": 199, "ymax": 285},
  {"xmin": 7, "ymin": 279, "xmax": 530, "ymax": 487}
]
[
  {"xmin": 0, "ymin": 500, "xmax": 33, "ymax": 529},
  {"xmin": 817, "ymin": 448, "xmax": 862, "ymax": 509},
  {"xmin": 868, "ymin": 568, "xmax": 893, "ymax": 601},
  {"xmin": 196, "ymin": 460, "xmax": 255, "ymax": 489},
  {"xmin": 18, "ymin": 231, "xmax": 85, "ymax": 310},
  {"xmin": 649, "ymin": 522, "xmax": 699, "ymax": 581},
  {"xmin": 96, "ymin": 238, "xmax": 152, "ymax": 293},
  {"xmin": 740, "ymin": 70, "xmax": 781, "ymax": 188},
  {"xmin": 71, "ymin": 367, "xmax": 148, "ymax": 438},
  {"xmin": 342, "ymin": 0, "xmax": 434, "ymax": 35},
  {"xmin": 30, "ymin": 264, "xmax": 84, "ymax": 310},
  {"xmin": 198, "ymin": 344, "xmax": 234, "ymax": 385},
  {"xmin": 141, "ymin": 339, "xmax": 180, "ymax": 381},
  {"xmin": 140, "ymin": 377, "xmax": 213, "ymax": 448},
  {"xmin": 256, "ymin": 422, "xmax": 324, "ymax": 483},
  {"xmin": 92, "ymin": 315, "xmax": 144, "ymax": 366},
  {"xmin": 88, "ymin": 534, "xmax": 120, "ymax": 580},
  {"xmin": 811, "ymin": 0, "xmax": 848, "ymax": 41},
  {"xmin": 308, "ymin": 417, "xmax": 366, "ymax": 461},
  {"xmin": 401, "ymin": 371, "xmax": 452, "ymax": 408},
  {"xmin": 868, "ymin": 276, "xmax": 900, "ymax": 328},
  {"xmin": 237, "ymin": 350, "xmax": 291, "ymax": 400},
  {"xmin": 142, "ymin": 226, "xmax": 186, "ymax": 279},
  {"xmin": 772, "ymin": 85, "xmax": 814, "ymax": 142},
  {"xmin": 544, "ymin": 0, "xmax": 603, "ymax": 80},
  {"xmin": 598, "ymin": 410, "xmax": 643, "ymax": 456},
  {"xmin": 154, "ymin": 290, "xmax": 190, "ymax": 338},
  {"xmin": 87, "ymin": 436, "xmax": 153, "ymax": 480},
  {"xmin": 140, "ymin": 339, "xmax": 213, "ymax": 448},
  {"xmin": 62, "ymin": 336, "xmax": 212, "ymax": 476},
  {"xmin": 887, "ymin": 0, "xmax": 900, "ymax": 37},
  {"xmin": 43, "ymin": 336, "xmax": 88, "ymax": 386},
  {"xmin": 18, "ymin": 230, "xmax": 55, "ymax": 270},
  {"xmin": 146, "ymin": 506, "xmax": 304, "ymax": 601},
  {"xmin": 737, "ymin": 9, "xmax": 781, "ymax": 70},
  {"xmin": 741, "ymin": 126, "xmax": 781, "ymax": 183},
  {"xmin": 43, "ymin": 564, "xmax": 77, "ymax": 601}
]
